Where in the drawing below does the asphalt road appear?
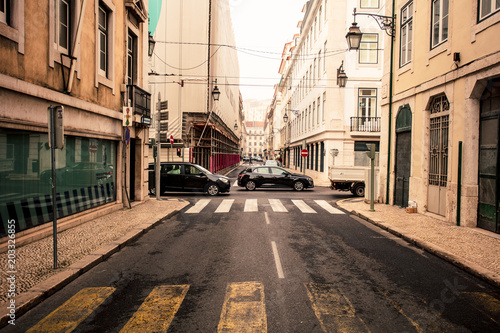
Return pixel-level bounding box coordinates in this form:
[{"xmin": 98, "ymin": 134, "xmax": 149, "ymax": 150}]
[{"xmin": 7, "ymin": 164, "xmax": 500, "ymax": 332}]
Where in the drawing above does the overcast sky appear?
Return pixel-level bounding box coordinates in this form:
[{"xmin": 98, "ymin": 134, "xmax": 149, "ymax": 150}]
[{"xmin": 230, "ymin": 0, "xmax": 306, "ymax": 102}]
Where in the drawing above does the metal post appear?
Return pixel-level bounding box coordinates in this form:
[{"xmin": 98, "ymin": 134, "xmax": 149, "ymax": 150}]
[
  {"xmin": 49, "ymin": 106, "xmax": 58, "ymax": 269},
  {"xmin": 155, "ymin": 93, "xmax": 161, "ymax": 200},
  {"xmin": 457, "ymin": 141, "xmax": 463, "ymax": 226},
  {"xmin": 370, "ymin": 144, "xmax": 375, "ymax": 212}
]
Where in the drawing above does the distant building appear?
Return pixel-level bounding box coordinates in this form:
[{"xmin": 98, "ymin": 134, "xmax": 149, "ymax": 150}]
[
  {"xmin": 0, "ymin": 0, "xmax": 151, "ymax": 238},
  {"xmin": 148, "ymin": 0, "xmax": 242, "ymax": 172},
  {"xmin": 245, "ymin": 121, "xmax": 266, "ymax": 158}
]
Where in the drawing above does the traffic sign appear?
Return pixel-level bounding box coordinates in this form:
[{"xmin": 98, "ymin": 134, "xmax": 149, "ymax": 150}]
[
  {"xmin": 170, "ymin": 135, "xmax": 174, "ymax": 145},
  {"xmin": 125, "ymin": 127, "xmax": 130, "ymax": 146},
  {"xmin": 301, "ymin": 149, "xmax": 309, "ymax": 157}
]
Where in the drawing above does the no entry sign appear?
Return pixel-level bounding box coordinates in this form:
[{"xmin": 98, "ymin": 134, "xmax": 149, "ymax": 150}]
[{"xmin": 301, "ymin": 149, "xmax": 309, "ymax": 157}]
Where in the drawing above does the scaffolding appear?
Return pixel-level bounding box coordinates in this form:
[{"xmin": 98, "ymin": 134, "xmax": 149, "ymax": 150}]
[{"xmin": 185, "ymin": 112, "xmax": 240, "ymax": 173}]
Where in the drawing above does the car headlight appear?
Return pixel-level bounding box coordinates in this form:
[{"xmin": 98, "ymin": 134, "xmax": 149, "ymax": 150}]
[{"xmin": 219, "ymin": 178, "xmax": 229, "ymax": 183}]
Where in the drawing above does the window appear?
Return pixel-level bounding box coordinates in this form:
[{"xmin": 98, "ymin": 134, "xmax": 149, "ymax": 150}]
[
  {"xmin": 318, "ymin": 51, "xmax": 322, "ymax": 77},
  {"xmin": 431, "ymin": 0, "xmax": 449, "ymax": 48},
  {"xmin": 322, "ymin": 92, "xmax": 326, "ymax": 121},
  {"xmin": 359, "ymin": 34, "xmax": 378, "ymax": 64},
  {"xmin": 323, "ymin": 41, "xmax": 327, "ymax": 72},
  {"xmin": 55, "ymin": 0, "xmax": 71, "ymax": 53},
  {"xmin": 360, "ymin": 0, "xmax": 379, "ymax": 8},
  {"xmin": 479, "ymin": 0, "xmax": 500, "ymax": 21},
  {"xmin": 400, "ymin": 2, "xmax": 413, "ymax": 67},
  {"xmin": 358, "ymin": 89, "xmax": 377, "ymax": 118},
  {"xmin": 98, "ymin": 3, "xmax": 109, "ymax": 77},
  {"xmin": 127, "ymin": 31, "xmax": 137, "ymax": 85},
  {"xmin": 317, "ymin": 97, "xmax": 321, "ymax": 125}
]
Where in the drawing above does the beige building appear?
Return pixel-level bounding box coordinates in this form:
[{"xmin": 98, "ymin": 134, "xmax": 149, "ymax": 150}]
[
  {"xmin": 0, "ymin": 0, "xmax": 151, "ymax": 238},
  {"xmin": 274, "ymin": 0, "xmax": 384, "ymax": 185},
  {"xmin": 148, "ymin": 0, "xmax": 242, "ymax": 172},
  {"xmin": 379, "ymin": 0, "xmax": 500, "ymax": 234}
]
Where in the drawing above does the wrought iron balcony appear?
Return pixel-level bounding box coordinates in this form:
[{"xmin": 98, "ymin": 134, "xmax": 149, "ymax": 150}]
[
  {"xmin": 127, "ymin": 85, "xmax": 151, "ymax": 118},
  {"xmin": 350, "ymin": 117, "xmax": 381, "ymax": 132}
]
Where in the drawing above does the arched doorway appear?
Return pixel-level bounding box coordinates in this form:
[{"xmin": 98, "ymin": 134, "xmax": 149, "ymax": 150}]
[
  {"xmin": 479, "ymin": 78, "xmax": 500, "ymax": 234},
  {"xmin": 394, "ymin": 105, "xmax": 412, "ymax": 207}
]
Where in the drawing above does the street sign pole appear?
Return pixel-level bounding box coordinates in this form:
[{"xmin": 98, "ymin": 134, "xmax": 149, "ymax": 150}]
[
  {"xmin": 49, "ymin": 106, "xmax": 58, "ymax": 269},
  {"xmin": 156, "ymin": 94, "xmax": 161, "ymax": 200}
]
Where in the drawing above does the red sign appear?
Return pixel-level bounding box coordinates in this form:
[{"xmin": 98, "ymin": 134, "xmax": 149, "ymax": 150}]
[
  {"xmin": 301, "ymin": 149, "xmax": 309, "ymax": 157},
  {"xmin": 170, "ymin": 135, "xmax": 174, "ymax": 145}
]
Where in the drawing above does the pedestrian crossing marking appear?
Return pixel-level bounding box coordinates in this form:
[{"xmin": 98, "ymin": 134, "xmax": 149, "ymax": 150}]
[
  {"xmin": 292, "ymin": 200, "xmax": 316, "ymax": 213},
  {"xmin": 119, "ymin": 285, "xmax": 189, "ymax": 333},
  {"xmin": 244, "ymin": 199, "xmax": 259, "ymax": 212},
  {"xmin": 26, "ymin": 287, "xmax": 115, "ymax": 333},
  {"xmin": 314, "ymin": 200, "xmax": 344, "ymax": 214},
  {"xmin": 215, "ymin": 199, "xmax": 235, "ymax": 213},
  {"xmin": 218, "ymin": 282, "xmax": 267, "ymax": 332},
  {"xmin": 305, "ymin": 283, "xmax": 369, "ymax": 332},
  {"xmin": 269, "ymin": 199, "xmax": 288, "ymax": 212},
  {"xmin": 185, "ymin": 199, "xmax": 211, "ymax": 214}
]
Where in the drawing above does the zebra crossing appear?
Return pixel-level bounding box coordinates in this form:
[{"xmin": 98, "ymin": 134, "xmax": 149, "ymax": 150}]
[
  {"xmin": 25, "ymin": 282, "xmax": 367, "ymax": 333},
  {"xmin": 185, "ymin": 198, "xmax": 345, "ymax": 215}
]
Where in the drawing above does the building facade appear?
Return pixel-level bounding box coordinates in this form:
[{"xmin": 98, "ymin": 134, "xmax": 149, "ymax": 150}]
[
  {"xmin": 148, "ymin": 0, "xmax": 241, "ymax": 173},
  {"xmin": 0, "ymin": 0, "xmax": 151, "ymax": 238},
  {"xmin": 379, "ymin": 0, "xmax": 500, "ymax": 234},
  {"xmin": 274, "ymin": 0, "xmax": 384, "ymax": 183}
]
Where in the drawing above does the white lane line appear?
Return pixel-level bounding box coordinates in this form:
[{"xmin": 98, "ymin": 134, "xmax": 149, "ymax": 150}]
[
  {"xmin": 264, "ymin": 212, "xmax": 270, "ymax": 225},
  {"xmin": 314, "ymin": 200, "xmax": 345, "ymax": 214},
  {"xmin": 271, "ymin": 241, "xmax": 285, "ymax": 279},
  {"xmin": 233, "ymin": 180, "xmax": 238, "ymax": 187},
  {"xmin": 292, "ymin": 200, "xmax": 316, "ymax": 213},
  {"xmin": 244, "ymin": 199, "xmax": 258, "ymax": 212},
  {"xmin": 215, "ymin": 199, "xmax": 235, "ymax": 213},
  {"xmin": 269, "ymin": 199, "xmax": 287, "ymax": 212},
  {"xmin": 185, "ymin": 199, "xmax": 211, "ymax": 214}
]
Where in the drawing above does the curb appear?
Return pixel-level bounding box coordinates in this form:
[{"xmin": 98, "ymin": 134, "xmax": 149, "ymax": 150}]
[
  {"xmin": 336, "ymin": 199, "xmax": 500, "ymax": 290},
  {"xmin": 0, "ymin": 209, "xmax": 181, "ymax": 329}
]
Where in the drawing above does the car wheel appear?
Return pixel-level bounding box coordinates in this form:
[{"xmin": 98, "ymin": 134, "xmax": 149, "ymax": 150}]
[
  {"xmin": 205, "ymin": 183, "xmax": 220, "ymax": 196},
  {"xmin": 293, "ymin": 181, "xmax": 305, "ymax": 191},
  {"xmin": 353, "ymin": 184, "xmax": 365, "ymax": 197},
  {"xmin": 245, "ymin": 180, "xmax": 256, "ymax": 191}
]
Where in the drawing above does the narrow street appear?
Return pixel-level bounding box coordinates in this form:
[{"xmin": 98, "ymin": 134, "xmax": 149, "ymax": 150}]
[{"xmin": 5, "ymin": 165, "xmax": 500, "ymax": 332}]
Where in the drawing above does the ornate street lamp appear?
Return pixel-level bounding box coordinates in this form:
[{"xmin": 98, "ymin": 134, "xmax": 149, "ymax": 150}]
[
  {"xmin": 337, "ymin": 61, "xmax": 348, "ymax": 88},
  {"xmin": 148, "ymin": 33, "xmax": 156, "ymax": 57},
  {"xmin": 212, "ymin": 80, "xmax": 220, "ymax": 101},
  {"xmin": 346, "ymin": 8, "xmax": 395, "ymax": 51},
  {"xmin": 234, "ymin": 120, "xmax": 238, "ymax": 131}
]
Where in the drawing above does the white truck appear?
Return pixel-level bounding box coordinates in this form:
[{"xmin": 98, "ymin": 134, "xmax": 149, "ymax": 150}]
[{"xmin": 328, "ymin": 167, "xmax": 368, "ymax": 197}]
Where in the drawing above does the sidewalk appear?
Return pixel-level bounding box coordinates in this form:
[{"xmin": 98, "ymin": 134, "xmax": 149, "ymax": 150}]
[
  {"xmin": 0, "ymin": 198, "xmax": 189, "ymax": 328},
  {"xmin": 336, "ymin": 198, "xmax": 500, "ymax": 289}
]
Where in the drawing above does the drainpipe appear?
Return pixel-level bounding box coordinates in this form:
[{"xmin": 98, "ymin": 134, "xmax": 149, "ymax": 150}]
[
  {"xmin": 385, "ymin": 0, "xmax": 396, "ymax": 204},
  {"xmin": 66, "ymin": 0, "xmax": 88, "ymax": 94}
]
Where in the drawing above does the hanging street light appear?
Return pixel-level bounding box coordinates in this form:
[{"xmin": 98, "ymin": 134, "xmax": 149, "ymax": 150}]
[
  {"xmin": 212, "ymin": 80, "xmax": 221, "ymax": 101},
  {"xmin": 337, "ymin": 61, "xmax": 348, "ymax": 87},
  {"xmin": 148, "ymin": 33, "xmax": 156, "ymax": 57}
]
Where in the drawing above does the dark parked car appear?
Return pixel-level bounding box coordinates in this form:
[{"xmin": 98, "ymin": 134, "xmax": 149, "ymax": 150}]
[
  {"xmin": 149, "ymin": 162, "xmax": 230, "ymax": 196},
  {"xmin": 237, "ymin": 166, "xmax": 314, "ymax": 191}
]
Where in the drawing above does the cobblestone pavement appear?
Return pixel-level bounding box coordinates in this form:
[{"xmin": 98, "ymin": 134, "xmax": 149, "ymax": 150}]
[
  {"xmin": 0, "ymin": 198, "xmax": 188, "ymax": 304},
  {"xmin": 336, "ymin": 198, "xmax": 500, "ymax": 288}
]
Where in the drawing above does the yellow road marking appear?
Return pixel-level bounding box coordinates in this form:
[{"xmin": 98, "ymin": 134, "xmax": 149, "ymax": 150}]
[
  {"xmin": 218, "ymin": 281, "xmax": 267, "ymax": 332},
  {"xmin": 27, "ymin": 287, "xmax": 115, "ymax": 333},
  {"xmin": 376, "ymin": 287, "xmax": 422, "ymax": 332},
  {"xmin": 462, "ymin": 292, "xmax": 500, "ymax": 325},
  {"xmin": 120, "ymin": 285, "xmax": 189, "ymax": 333},
  {"xmin": 305, "ymin": 283, "xmax": 370, "ymax": 333}
]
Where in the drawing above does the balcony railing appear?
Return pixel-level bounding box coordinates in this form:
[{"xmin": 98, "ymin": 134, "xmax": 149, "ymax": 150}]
[
  {"xmin": 127, "ymin": 85, "xmax": 151, "ymax": 118},
  {"xmin": 350, "ymin": 117, "xmax": 381, "ymax": 132}
]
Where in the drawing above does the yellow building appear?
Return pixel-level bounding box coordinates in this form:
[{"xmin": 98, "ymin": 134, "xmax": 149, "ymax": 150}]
[
  {"xmin": 379, "ymin": 0, "xmax": 500, "ymax": 233},
  {"xmin": 0, "ymin": 0, "xmax": 151, "ymax": 238}
]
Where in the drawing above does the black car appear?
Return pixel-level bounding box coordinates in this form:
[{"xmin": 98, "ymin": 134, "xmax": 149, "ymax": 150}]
[
  {"xmin": 149, "ymin": 162, "xmax": 230, "ymax": 196},
  {"xmin": 238, "ymin": 166, "xmax": 314, "ymax": 191}
]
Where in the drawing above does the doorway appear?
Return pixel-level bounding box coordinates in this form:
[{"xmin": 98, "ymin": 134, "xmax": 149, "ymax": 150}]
[
  {"xmin": 394, "ymin": 105, "xmax": 412, "ymax": 207},
  {"xmin": 478, "ymin": 79, "xmax": 500, "ymax": 233}
]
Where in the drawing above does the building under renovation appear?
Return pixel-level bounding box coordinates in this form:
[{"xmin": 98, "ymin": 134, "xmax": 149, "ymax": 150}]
[{"xmin": 148, "ymin": 0, "xmax": 242, "ymax": 173}]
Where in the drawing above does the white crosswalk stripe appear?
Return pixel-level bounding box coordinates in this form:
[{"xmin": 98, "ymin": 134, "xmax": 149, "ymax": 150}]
[
  {"xmin": 183, "ymin": 199, "xmax": 345, "ymax": 215},
  {"xmin": 269, "ymin": 199, "xmax": 288, "ymax": 212},
  {"xmin": 291, "ymin": 200, "xmax": 317, "ymax": 213},
  {"xmin": 314, "ymin": 200, "xmax": 344, "ymax": 214},
  {"xmin": 215, "ymin": 199, "xmax": 235, "ymax": 213},
  {"xmin": 244, "ymin": 199, "xmax": 259, "ymax": 212},
  {"xmin": 185, "ymin": 199, "xmax": 211, "ymax": 214}
]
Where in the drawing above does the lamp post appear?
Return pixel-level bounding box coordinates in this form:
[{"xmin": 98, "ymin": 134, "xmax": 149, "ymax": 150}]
[
  {"xmin": 346, "ymin": 4, "xmax": 396, "ymax": 204},
  {"xmin": 212, "ymin": 79, "xmax": 220, "ymax": 101},
  {"xmin": 148, "ymin": 33, "xmax": 156, "ymax": 57},
  {"xmin": 337, "ymin": 61, "xmax": 348, "ymax": 88}
]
